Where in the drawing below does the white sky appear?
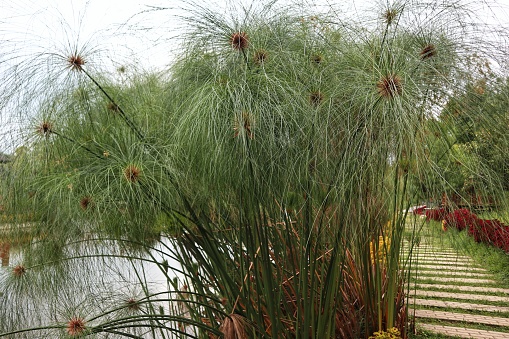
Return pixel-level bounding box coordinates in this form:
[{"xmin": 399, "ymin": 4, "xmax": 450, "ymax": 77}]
[
  {"xmin": 2, "ymin": 0, "xmax": 509, "ymax": 74},
  {"xmin": 1, "ymin": 0, "xmax": 179, "ymax": 71},
  {"xmin": 0, "ymin": 0, "xmax": 393, "ymax": 73}
]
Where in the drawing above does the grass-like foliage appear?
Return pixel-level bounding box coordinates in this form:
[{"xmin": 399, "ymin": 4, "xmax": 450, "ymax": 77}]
[{"xmin": 1, "ymin": 0, "xmax": 509, "ymax": 338}]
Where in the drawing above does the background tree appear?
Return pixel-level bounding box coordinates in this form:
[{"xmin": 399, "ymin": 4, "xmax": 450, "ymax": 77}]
[{"xmin": 433, "ymin": 60, "xmax": 509, "ymax": 207}]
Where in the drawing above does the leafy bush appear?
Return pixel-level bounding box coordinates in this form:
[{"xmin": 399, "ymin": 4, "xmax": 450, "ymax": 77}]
[
  {"xmin": 442, "ymin": 208, "xmax": 478, "ymax": 231},
  {"xmin": 425, "ymin": 208, "xmax": 448, "ymax": 222},
  {"xmin": 442, "ymin": 208, "xmax": 509, "ymax": 253},
  {"xmin": 370, "ymin": 327, "xmax": 402, "ymax": 339}
]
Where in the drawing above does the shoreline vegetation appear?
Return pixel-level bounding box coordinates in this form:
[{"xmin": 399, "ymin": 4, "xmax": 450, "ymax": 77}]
[{"xmin": 1, "ymin": 0, "xmax": 509, "ymax": 338}]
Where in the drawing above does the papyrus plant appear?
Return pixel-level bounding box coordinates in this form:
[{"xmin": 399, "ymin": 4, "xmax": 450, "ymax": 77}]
[{"xmin": 1, "ymin": 0, "xmax": 508, "ymax": 338}]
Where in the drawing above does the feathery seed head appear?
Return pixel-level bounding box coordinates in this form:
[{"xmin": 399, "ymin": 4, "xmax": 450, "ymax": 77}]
[
  {"xmin": 311, "ymin": 54, "xmax": 323, "ymax": 64},
  {"xmin": 124, "ymin": 165, "xmax": 141, "ymax": 183},
  {"xmin": 107, "ymin": 102, "xmax": 120, "ymax": 113},
  {"xmin": 13, "ymin": 265, "xmax": 26, "ymax": 277},
  {"xmin": 254, "ymin": 49, "xmax": 268, "ymax": 65},
  {"xmin": 474, "ymin": 82, "xmax": 486, "ymax": 95},
  {"xmin": 37, "ymin": 121, "xmax": 52, "ymax": 135},
  {"xmin": 377, "ymin": 74, "xmax": 402, "ymax": 98},
  {"xmin": 79, "ymin": 196, "xmax": 93, "ymax": 211},
  {"xmin": 67, "ymin": 54, "xmax": 86, "ymax": 72},
  {"xmin": 309, "ymin": 91, "xmax": 324, "ymax": 106},
  {"xmin": 383, "ymin": 9, "xmax": 399, "ymax": 25},
  {"xmin": 126, "ymin": 298, "xmax": 140, "ymax": 311},
  {"xmin": 230, "ymin": 32, "xmax": 248, "ymax": 51},
  {"xmin": 420, "ymin": 44, "xmax": 437, "ymax": 60},
  {"xmin": 234, "ymin": 112, "xmax": 254, "ymax": 139},
  {"xmin": 66, "ymin": 317, "xmax": 86, "ymax": 336}
]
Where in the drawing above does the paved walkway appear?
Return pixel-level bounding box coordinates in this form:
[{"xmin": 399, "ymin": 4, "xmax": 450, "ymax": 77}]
[
  {"xmin": 419, "ymin": 324, "xmax": 509, "ymax": 339},
  {"xmin": 405, "ymin": 232, "xmax": 509, "ymax": 338}
]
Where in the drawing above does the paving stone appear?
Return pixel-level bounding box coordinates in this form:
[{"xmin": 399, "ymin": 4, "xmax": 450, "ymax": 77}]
[
  {"xmin": 419, "ymin": 323, "xmax": 509, "ymax": 339},
  {"xmin": 411, "ymin": 255, "xmax": 474, "ymax": 262},
  {"xmin": 404, "ymin": 228, "xmax": 509, "ymax": 338},
  {"xmin": 414, "ymin": 264, "xmax": 484, "ymax": 272},
  {"xmin": 411, "ymin": 262, "xmax": 480, "ymax": 270},
  {"xmin": 413, "ymin": 276, "xmax": 498, "ymax": 284},
  {"xmin": 416, "ymin": 270, "xmax": 492, "ymax": 278},
  {"xmin": 413, "ymin": 289, "xmax": 509, "ymax": 303},
  {"xmin": 407, "ymin": 246, "xmax": 467, "ymax": 253},
  {"xmin": 418, "ymin": 260, "xmax": 471, "ymax": 265},
  {"xmin": 410, "ymin": 298, "xmax": 509, "ymax": 313},
  {"xmin": 410, "ymin": 250, "xmax": 467, "ymax": 256},
  {"xmin": 416, "ymin": 265, "xmax": 487, "ymax": 272},
  {"xmin": 414, "ymin": 309, "xmax": 509, "ymax": 326},
  {"xmin": 403, "ymin": 248, "xmax": 463, "ymax": 255},
  {"xmin": 412, "ymin": 255, "xmax": 475, "ymax": 261},
  {"xmin": 411, "ymin": 283, "xmax": 509, "ymax": 295},
  {"xmin": 414, "ymin": 258, "xmax": 475, "ymax": 264}
]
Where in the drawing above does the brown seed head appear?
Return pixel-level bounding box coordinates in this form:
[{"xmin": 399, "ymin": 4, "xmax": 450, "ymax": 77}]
[
  {"xmin": 67, "ymin": 54, "xmax": 86, "ymax": 72},
  {"xmin": 66, "ymin": 317, "xmax": 86, "ymax": 336},
  {"xmin": 377, "ymin": 74, "xmax": 402, "ymax": 98},
  {"xmin": 124, "ymin": 165, "xmax": 141, "ymax": 183},
  {"xmin": 230, "ymin": 32, "xmax": 248, "ymax": 51},
  {"xmin": 254, "ymin": 49, "xmax": 268, "ymax": 65},
  {"xmin": 13, "ymin": 265, "xmax": 26, "ymax": 277},
  {"xmin": 79, "ymin": 196, "xmax": 93, "ymax": 211},
  {"xmin": 107, "ymin": 102, "xmax": 120, "ymax": 113},
  {"xmin": 420, "ymin": 44, "xmax": 436, "ymax": 60},
  {"xmin": 309, "ymin": 91, "xmax": 324, "ymax": 106},
  {"xmin": 234, "ymin": 112, "xmax": 254, "ymax": 139},
  {"xmin": 37, "ymin": 121, "xmax": 52, "ymax": 135},
  {"xmin": 126, "ymin": 298, "xmax": 140, "ymax": 311},
  {"xmin": 383, "ymin": 9, "xmax": 399, "ymax": 25},
  {"xmin": 311, "ymin": 54, "xmax": 323, "ymax": 64},
  {"xmin": 474, "ymin": 85, "xmax": 485, "ymax": 95}
]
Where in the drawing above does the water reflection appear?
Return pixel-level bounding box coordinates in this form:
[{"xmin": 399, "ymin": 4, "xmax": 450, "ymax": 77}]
[{"xmin": 0, "ymin": 235, "xmax": 197, "ymax": 337}]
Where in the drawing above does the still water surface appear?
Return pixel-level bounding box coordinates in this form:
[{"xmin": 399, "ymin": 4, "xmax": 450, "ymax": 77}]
[{"xmin": 0, "ymin": 236, "xmax": 195, "ymax": 337}]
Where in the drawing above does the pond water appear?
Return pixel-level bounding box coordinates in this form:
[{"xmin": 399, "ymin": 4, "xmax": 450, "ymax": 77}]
[{"xmin": 0, "ymin": 235, "xmax": 196, "ymax": 338}]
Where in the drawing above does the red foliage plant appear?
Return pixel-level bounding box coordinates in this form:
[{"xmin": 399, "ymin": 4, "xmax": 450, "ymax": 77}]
[
  {"xmin": 425, "ymin": 208, "xmax": 447, "ymax": 222},
  {"xmin": 441, "ymin": 208, "xmax": 509, "ymax": 254},
  {"xmin": 412, "ymin": 205, "xmax": 426, "ymax": 216},
  {"xmin": 442, "ymin": 208, "xmax": 478, "ymax": 231},
  {"xmin": 469, "ymin": 218, "xmax": 509, "ymax": 252}
]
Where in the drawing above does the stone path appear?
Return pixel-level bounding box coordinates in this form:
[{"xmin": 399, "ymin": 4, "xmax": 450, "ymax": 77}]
[
  {"xmin": 405, "ymin": 232, "xmax": 509, "ymax": 338},
  {"xmin": 419, "ymin": 324, "xmax": 509, "ymax": 339}
]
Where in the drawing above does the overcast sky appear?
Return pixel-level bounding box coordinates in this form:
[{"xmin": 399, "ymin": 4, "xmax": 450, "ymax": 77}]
[
  {"xmin": 1, "ymin": 0, "xmax": 179, "ymax": 71},
  {"xmin": 2, "ymin": 0, "xmax": 509, "ymax": 73}
]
